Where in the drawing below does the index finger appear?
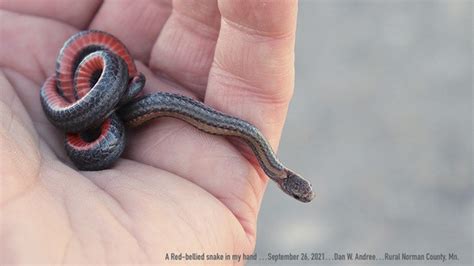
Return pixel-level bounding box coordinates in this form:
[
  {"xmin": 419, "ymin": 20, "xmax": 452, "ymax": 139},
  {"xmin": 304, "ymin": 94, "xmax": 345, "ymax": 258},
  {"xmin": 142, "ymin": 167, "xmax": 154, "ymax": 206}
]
[{"xmin": 206, "ymin": 0, "xmax": 298, "ymax": 148}]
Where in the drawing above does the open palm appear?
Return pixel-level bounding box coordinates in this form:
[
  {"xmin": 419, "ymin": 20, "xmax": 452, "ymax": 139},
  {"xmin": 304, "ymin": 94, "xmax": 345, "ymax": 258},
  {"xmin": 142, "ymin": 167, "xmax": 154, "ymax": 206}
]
[{"xmin": 0, "ymin": 0, "xmax": 297, "ymax": 264}]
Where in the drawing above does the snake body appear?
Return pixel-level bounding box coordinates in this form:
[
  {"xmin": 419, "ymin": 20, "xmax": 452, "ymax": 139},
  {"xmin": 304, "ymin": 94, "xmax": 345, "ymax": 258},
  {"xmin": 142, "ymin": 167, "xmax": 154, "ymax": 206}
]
[{"xmin": 40, "ymin": 30, "xmax": 315, "ymax": 203}]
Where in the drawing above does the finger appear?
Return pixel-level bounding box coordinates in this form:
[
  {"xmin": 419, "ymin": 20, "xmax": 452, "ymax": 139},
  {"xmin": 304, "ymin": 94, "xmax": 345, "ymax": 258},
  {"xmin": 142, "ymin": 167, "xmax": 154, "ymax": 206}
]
[
  {"xmin": 0, "ymin": 10, "xmax": 78, "ymax": 83},
  {"xmin": 89, "ymin": 0, "xmax": 172, "ymax": 62},
  {"xmin": 125, "ymin": 1, "xmax": 298, "ymax": 242},
  {"xmin": 149, "ymin": 0, "xmax": 220, "ymax": 98},
  {"xmin": 0, "ymin": 0, "xmax": 101, "ymax": 29},
  {"xmin": 206, "ymin": 0, "xmax": 297, "ymax": 147}
]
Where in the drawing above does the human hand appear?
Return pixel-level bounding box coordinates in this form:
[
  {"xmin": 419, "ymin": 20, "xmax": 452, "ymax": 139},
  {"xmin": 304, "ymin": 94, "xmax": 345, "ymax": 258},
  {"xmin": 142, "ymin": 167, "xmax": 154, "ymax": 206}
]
[{"xmin": 0, "ymin": 0, "xmax": 297, "ymax": 264}]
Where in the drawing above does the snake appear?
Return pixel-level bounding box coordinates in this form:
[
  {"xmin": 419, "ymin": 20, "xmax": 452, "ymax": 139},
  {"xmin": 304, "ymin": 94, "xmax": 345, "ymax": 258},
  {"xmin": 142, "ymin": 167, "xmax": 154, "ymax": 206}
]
[{"xmin": 40, "ymin": 30, "xmax": 315, "ymax": 203}]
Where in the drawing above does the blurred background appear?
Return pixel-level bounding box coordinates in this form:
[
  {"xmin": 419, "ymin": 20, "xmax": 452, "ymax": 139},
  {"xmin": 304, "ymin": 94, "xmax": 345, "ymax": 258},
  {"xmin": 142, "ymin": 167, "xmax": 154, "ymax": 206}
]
[{"xmin": 253, "ymin": 1, "xmax": 472, "ymax": 265}]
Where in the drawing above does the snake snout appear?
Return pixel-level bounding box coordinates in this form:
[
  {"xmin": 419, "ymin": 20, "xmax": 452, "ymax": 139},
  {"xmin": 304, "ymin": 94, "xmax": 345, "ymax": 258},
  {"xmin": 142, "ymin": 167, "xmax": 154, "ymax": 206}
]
[{"xmin": 281, "ymin": 170, "xmax": 315, "ymax": 203}]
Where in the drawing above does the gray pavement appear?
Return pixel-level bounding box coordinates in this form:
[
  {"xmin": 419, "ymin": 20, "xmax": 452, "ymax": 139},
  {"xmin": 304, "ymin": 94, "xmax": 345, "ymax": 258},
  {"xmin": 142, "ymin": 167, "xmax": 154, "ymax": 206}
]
[{"xmin": 252, "ymin": 1, "xmax": 472, "ymax": 265}]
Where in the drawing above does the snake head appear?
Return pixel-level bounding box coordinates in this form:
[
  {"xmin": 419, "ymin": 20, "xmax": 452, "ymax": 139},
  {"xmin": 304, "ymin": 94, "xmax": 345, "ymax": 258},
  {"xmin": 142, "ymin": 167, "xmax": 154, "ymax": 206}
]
[{"xmin": 280, "ymin": 170, "xmax": 315, "ymax": 203}]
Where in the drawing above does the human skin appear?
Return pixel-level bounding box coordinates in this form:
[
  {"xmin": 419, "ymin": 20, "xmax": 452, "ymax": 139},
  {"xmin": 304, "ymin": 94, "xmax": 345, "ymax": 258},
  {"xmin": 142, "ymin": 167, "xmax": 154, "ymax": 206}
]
[{"xmin": 0, "ymin": 0, "xmax": 298, "ymax": 264}]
